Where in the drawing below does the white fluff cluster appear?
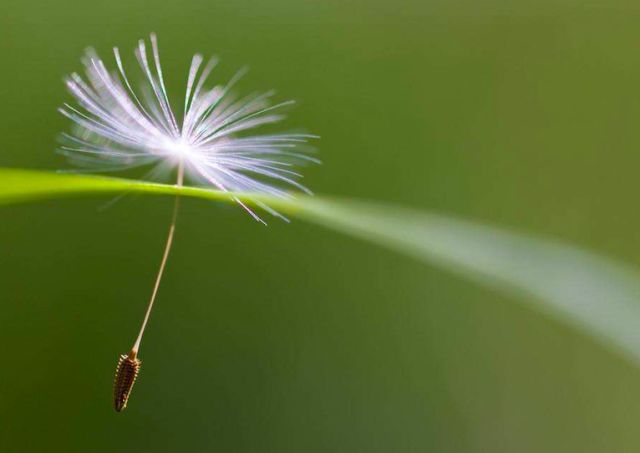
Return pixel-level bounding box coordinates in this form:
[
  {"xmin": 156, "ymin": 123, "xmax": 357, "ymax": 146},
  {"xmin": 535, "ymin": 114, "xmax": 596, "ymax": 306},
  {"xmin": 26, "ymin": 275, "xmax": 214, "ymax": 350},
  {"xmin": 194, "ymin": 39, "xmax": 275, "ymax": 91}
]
[{"xmin": 59, "ymin": 33, "xmax": 317, "ymax": 222}]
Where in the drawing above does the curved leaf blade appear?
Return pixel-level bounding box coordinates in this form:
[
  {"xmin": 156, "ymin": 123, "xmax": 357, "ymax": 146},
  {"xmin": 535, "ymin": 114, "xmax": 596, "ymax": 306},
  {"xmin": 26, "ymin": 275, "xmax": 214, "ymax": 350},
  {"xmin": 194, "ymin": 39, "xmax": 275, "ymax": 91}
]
[
  {"xmin": 2, "ymin": 167, "xmax": 640, "ymax": 364},
  {"xmin": 299, "ymin": 199, "xmax": 640, "ymax": 363}
]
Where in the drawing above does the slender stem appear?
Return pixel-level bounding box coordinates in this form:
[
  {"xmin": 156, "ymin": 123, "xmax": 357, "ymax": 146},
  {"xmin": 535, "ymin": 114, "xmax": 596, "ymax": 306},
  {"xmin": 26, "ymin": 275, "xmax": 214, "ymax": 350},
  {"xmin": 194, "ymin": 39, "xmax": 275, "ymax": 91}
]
[{"xmin": 130, "ymin": 162, "xmax": 184, "ymax": 358}]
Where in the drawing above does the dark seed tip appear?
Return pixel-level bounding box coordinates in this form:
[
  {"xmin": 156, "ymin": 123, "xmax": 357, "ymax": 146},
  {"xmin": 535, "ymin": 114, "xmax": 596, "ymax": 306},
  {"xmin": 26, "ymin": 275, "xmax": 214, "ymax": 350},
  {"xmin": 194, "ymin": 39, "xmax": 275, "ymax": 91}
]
[{"xmin": 113, "ymin": 353, "xmax": 142, "ymax": 412}]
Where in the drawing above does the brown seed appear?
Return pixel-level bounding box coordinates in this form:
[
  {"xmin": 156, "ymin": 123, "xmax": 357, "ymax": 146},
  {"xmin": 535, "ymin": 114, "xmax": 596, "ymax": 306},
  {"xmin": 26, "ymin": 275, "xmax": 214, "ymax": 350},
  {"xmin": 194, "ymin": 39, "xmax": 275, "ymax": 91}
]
[{"xmin": 113, "ymin": 353, "xmax": 141, "ymax": 412}]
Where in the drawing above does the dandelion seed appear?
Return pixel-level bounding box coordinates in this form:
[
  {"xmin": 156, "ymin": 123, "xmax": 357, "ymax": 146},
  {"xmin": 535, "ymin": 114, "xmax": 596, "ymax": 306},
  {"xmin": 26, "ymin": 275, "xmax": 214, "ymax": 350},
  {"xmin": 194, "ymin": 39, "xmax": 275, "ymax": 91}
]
[
  {"xmin": 114, "ymin": 353, "xmax": 141, "ymax": 412},
  {"xmin": 60, "ymin": 33, "xmax": 317, "ymax": 411}
]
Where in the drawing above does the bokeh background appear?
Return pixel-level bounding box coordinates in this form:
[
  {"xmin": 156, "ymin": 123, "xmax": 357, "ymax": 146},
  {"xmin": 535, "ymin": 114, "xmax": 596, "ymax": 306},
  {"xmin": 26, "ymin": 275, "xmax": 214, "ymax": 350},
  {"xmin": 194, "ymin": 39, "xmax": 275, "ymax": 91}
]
[{"xmin": 3, "ymin": 0, "xmax": 640, "ymax": 451}]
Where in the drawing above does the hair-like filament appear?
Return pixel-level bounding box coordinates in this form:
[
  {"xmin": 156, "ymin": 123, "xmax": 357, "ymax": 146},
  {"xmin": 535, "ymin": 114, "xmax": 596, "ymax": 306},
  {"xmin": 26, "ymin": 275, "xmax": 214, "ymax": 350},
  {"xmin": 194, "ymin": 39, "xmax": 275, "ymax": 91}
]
[{"xmin": 114, "ymin": 161, "xmax": 184, "ymax": 412}]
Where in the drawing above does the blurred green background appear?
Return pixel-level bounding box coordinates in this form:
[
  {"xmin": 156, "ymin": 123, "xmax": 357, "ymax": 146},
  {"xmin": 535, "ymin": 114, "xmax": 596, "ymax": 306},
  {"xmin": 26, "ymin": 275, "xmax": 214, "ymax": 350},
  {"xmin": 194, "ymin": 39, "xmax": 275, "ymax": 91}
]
[{"xmin": 3, "ymin": 0, "xmax": 640, "ymax": 451}]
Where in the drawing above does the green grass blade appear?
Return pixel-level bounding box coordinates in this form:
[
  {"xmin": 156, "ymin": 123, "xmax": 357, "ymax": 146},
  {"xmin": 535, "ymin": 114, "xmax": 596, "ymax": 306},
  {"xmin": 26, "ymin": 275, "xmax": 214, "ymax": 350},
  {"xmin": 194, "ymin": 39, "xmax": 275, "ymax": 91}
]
[
  {"xmin": 2, "ymin": 167, "xmax": 640, "ymax": 363},
  {"xmin": 297, "ymin": 199, "xmax": 640, "ymax": 363}
]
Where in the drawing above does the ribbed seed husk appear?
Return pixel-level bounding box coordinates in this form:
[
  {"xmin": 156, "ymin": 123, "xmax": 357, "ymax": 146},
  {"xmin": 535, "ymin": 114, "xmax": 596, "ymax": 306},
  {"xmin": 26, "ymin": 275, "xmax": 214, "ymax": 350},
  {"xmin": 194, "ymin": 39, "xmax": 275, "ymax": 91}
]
[{"xmin": 114, "ymin": 354, "xmax": 141, "ymax": 412}]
